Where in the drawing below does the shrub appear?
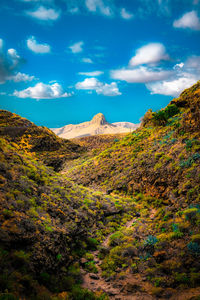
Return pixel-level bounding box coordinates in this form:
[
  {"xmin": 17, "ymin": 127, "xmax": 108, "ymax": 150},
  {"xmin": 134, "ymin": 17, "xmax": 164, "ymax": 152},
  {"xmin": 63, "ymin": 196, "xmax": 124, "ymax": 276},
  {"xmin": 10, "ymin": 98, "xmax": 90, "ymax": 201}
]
[
  {"xmin": 87, "ymin": 238, "xmax": 99, "ymax": 250},
  {"xmin": 84, "ymin": 261, "xmax": 98, "ymax": 273},
  {"xmin": 187, "ymin": 242, "xmax": 200, "ymax": 255},
  {"xmin": 70, "ymin": 285, "xmax": 96, "ymax": 300},
  {"xmin": 109, "ymin": 231, "xmax": 124, "ymax": 246},
  {"xmin": 174, "ymin": 272, "xmax": 189, "ymax": 284},
  {"xmin": 152, "ymin": 104, "xmax": 179, "ymax": 126},
  {"xmin": 183, "ymin": 208, "xmax": 199, "ymax": 223},
  {"xmin": 144, "ymin": 235, "xmax": 158, "ymax": 246}
]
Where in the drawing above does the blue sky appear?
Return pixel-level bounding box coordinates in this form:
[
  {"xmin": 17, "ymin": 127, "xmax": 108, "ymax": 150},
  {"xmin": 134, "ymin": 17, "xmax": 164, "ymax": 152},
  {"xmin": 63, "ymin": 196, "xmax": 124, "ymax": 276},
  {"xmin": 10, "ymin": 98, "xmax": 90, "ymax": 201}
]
[{"xmin": 0, "ymin": 0, "xmax": 200, "ymax": 127}]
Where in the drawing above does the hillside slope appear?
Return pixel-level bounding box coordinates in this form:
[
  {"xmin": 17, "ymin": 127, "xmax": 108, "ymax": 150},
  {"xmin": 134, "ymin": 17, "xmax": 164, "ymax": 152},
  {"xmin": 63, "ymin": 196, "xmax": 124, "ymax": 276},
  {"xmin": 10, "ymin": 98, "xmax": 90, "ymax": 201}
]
[
  {"xmin": 0, "ymin": 82, "xmax": 200, "ymax": 300},
  {"xmin": 67, "ymin": 82, "xmax": 200, "ymax": 205},
  {"xmin": 62, "ymin": 82, "xmax": 200, "ymax": 298},
  {"xmin": 0, "ymin": 128, "xmax": 136, "ymax": 299},
  {"xmin": 0, "ymin": 110, "xmax": 82, "ymax": 171}
]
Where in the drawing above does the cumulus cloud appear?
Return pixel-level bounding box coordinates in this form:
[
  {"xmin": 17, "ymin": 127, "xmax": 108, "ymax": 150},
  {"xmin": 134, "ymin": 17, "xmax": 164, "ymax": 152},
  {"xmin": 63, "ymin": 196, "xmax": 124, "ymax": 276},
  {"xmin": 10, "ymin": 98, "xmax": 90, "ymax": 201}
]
[
  {"xmin": 27, "ymin": 36, "xmax": 51, "ymax": 53},
  {"xmin": 85, "ymin": 0, "xmax": 112, "ymax": 16},
  {"xmin": 78, "ymin": 71, "xmax": 103, "ymax": 76},
  {"xmin": 26, "ymin": 5, "xmax": 60, "ymax": 21},
  {"xmin": 129, "ymin": 43, "xmax": 169, "ymax": 66},
  {"xmin": 173, "ymin": 11, "xmax": 200, "ymax": 30},
  {"xmin": 9, "ymin": 72, "xmax": 36, "ymax": 82},
  {"xmin": 75, "ymin": 77, "xmax": 121, "ymax": 96},
  {"xmin": 146, "ymin": 75, "xmax": 199, "ymax": 96},
  {"xmin": 14, "ymin": 82, "xmax": 71, "ymax": 99},
  {"xmin": 0, "ymin": 39, "xmax": 3, "ymax": 50},
  {"xmin": 76, "ymin": 77, "xmax": 100, "ymax": 90},
  {"xmin": 7, "ymin": 48, "xmax": 22, "ymax": 67},
  {"xmin": 96, "ymin": 82, "xmax": 121, "ymax": 96},
  {"xmin": 81, "ymin": 57, "xmax": 93, "ymax": 63},
  {"xmin": 68, "ymin": 7, "xmax": 79, "ymax": 14},
  {"xmin": 111, "ymin": 66, "xmax": 172, "ymax": 83},
  {"xmin": 110, "ymin": 38, "xmax": 200, "ymax": 97},
  {"xmin": 0, "ymin": 42, "xmax": 23, "ymax": 84},
  {"xmin": 146, "ymin": 55, "xmax": 200, "ymax": 96},
  {"xmin": 120, "ymin": 8, "xmax": 133, "ymax": 20},
  {"xmin": 69, "ymin": 41, "xmax": 84, "ymax": 53},
  {"xmin": 185, "ymin": 55, "xmax": 200, "ymax": 70},
  {"xmin": 0, "ymin": 39, "xmax": 35, "ymax": 85},
  {"xmin": 173, "ymin": 62, "xmax": 184, "ymax": 69}
]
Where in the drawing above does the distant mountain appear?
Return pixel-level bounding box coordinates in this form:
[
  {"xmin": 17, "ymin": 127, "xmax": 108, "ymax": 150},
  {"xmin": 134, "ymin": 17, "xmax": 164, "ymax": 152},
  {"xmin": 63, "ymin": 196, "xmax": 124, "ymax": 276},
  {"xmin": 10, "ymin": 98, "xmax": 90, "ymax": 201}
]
[{"xmin": 51, "ymin": 113, "xmax": 140, "ymax": 139}]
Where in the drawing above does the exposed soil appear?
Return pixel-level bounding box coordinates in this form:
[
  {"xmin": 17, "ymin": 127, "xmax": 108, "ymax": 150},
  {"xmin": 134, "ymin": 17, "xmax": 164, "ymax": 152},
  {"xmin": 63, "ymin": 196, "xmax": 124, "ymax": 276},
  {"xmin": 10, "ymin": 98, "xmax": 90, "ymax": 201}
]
[
  {"xmin": 81, "ymin": 218, "xmax": 154, "ymax": 300},
  {"xmin": 81, "ymin": 212, "xmax": 200, "ymax": 300}
]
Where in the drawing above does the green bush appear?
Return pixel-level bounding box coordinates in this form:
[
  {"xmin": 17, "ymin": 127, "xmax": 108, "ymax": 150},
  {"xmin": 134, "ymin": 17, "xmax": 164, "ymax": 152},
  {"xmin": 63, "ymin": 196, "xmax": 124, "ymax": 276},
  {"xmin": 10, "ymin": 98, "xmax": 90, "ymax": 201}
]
[
  {"xmin": 152, "ymin": 104, "xmax": 179, "ymax": 125},
  {"xmin": 87, "ymin": 238, "xmax": 99, "ymax": 250}
]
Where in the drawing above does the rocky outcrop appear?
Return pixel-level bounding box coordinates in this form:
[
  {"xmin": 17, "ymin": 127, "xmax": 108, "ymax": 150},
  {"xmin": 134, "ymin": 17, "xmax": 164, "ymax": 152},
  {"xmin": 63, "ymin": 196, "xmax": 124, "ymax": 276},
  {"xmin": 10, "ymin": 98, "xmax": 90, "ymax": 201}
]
[{"xmin": 51, "ymin": 113, "xmax": 139, "ymax": 139}]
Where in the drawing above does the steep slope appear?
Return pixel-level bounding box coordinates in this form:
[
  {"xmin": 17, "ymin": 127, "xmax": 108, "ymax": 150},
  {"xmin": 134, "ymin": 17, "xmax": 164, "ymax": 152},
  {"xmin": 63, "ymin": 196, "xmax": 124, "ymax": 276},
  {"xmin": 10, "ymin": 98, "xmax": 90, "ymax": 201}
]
[
  {"xmin": 67, "ymin": 82, "xmax": 200, "ymax": 205},
  {"xmin": 63, "ymin": 82, "xmax": 200, "ymax": 298},
  {"xmin": 0, "ymin": 110, "xmax": 82, "ymax": 171},
  {"xmin": 0, "ymin": 82, "xmax": 200, "ymax": 299},
  {"xmin": 0, "ymin": 132, "xmax": 136, "ymax": 299},
  {"xmin": 51, "ymin": 113, "xmax": 139, "ymax": 139}
]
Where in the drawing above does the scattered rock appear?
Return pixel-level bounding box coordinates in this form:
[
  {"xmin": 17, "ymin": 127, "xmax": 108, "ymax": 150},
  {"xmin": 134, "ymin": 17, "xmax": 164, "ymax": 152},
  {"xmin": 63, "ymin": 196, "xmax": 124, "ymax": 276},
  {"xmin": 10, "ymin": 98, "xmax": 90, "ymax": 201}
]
[
  {"xmin": 105, "ymin": 277, "xmax": 111, "ymax": 282},
  {"xmin": 89, "ymin": 273, "xmax": 100, "ymax": 280},
  {"xmin": 80, "ymin": 258, "xmax": 87, "ymax": 265},
  {"xmin": 105, "ymin": 289, "xmax": 118, "ymax": 296},
  {"xmin": 123, "ymin": 283, "xmax": 141, "ymax": 293}
]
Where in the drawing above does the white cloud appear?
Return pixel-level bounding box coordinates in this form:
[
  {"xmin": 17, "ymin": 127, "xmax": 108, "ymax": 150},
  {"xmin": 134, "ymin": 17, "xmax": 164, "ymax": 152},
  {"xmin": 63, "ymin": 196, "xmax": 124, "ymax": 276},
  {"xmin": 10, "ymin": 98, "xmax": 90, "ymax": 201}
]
[
  {"xmin": 68, "ymin": 7, "xmax": 79, "ymax": 14},
  {"xmin": 111, "ymin": 66, "xmax": 172, "ymax": 83},
  {"xmin": 76, "ymin": 77, "xmax": 100, "ymax": 90},
  {"xmin": 146, "ymin": 55, "xmax": 200, "ymax": 96},
  {"xmin": 7, "ymin": 48, "xmax": 21, "ymax": 67},
  {"xmin": 173, "ymin": 11, "xmax": 200, "ymax": 30},
  {"xmin": 120, "ymin": 8, "xmax": 133, "ymax": 20},
  {"xmin": 10, "ymin": 72, "xmax": 36, "ymax": 82},
  {"xmin": 81, "ymin": 57, "xmax": 93, "ymax": 63},
  {"xmin": 85, "ymin": 0, "xmax": 112, "ymax": 16},
  {"xmin": 7, "ymin": 48, "xmax": 20, "ymax": 60},
  {"xmin": 78, "ymin": 71, "xmax": 103, "ymax": 76},
  {"xmin": 27, "ymin": 36, "xmax": 51, "ymax": 53},
  {"xmin": 96, "ymin": 82, "xmax": 121, "ymax": 96},
  {"xmin": 173, "ymin": 62, "xmax": 184, "ymax": 69},
  {"xmin": 129, "ymin": 43, "xmax": 169, "ymax": 66},
  {"xmin": 14, "ymin": 82, "xmax": 71, "ymax": 99},
  {"xmin": 146, "ymin": 74, "xmax": 199, "ymax": 96},
  {"xmin": 0, "ymin": 38, "xmax": 3, "ymax": 50},
  {"xmin": 69, "ymin": 41, "xmax": 84, "ymax": 53},
  {"xmin": 26, "ymin": 6, "xmax": 60, "ymax": 21},
  {"xmin": 0, "ymin": 47, "xmax": 22, "ymax": 83},
  {"xmin": 75, "ymin": 77, "xmax": 121, "ymax": 96},
  {"xmin": 185, "ymin": 56, "xmax": 200, "ymax": 70}
]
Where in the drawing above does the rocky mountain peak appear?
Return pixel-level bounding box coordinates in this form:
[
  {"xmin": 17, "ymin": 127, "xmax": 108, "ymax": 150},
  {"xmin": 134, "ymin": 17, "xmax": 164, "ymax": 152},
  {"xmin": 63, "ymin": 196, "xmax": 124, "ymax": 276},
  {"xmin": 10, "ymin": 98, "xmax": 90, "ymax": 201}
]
[{"xmin": 91, "ymin": 113, "xmax": 107, "ymax": 125}]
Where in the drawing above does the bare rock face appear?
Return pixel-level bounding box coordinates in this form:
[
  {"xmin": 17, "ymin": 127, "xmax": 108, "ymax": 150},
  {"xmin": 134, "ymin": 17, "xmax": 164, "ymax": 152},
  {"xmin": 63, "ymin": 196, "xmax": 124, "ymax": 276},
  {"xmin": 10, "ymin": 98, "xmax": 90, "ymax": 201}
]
[
  {"xmin": 91, "ymin": 113, "xmax": 107, "ymax": 125},
  {"xmin": 51, "ymin": 113, "xmax": 140, "ymax": 139}
]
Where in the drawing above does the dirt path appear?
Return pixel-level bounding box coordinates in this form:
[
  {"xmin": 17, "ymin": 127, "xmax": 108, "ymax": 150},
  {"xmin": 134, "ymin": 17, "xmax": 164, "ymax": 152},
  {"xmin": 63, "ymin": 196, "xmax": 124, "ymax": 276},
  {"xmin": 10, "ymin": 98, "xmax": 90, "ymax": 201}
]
[
  {"xmin": 81, "ymin": 209, "xmax": 200, "ymax": 300},
  {"xmin": 81, "ymin": 218, "xmax": 154, "ymax": 299}
]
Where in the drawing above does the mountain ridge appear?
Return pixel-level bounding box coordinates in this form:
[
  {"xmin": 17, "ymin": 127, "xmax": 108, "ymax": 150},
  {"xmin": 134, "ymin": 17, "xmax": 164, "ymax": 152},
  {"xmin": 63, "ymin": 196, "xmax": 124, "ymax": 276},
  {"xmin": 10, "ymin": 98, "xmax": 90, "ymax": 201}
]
[{"xmin": 51, "ymin": 113, "xmax": 140, "ymax": 139}]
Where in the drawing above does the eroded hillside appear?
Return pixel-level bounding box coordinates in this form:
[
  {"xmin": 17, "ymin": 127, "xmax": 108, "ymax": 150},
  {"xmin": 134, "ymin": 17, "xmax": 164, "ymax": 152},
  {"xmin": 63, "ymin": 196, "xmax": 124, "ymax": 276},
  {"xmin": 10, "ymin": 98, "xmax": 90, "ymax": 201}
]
[
  {"xmin": 0, "ymin": 110, "xmax": 82, "ymax": 171},
  {"xmin": 66, "ymin": 82, "xmax": 200, "ymax": 206},
  {"xmin": 0, "ymin": 82, "xmax": 200, "ymax": 300}
]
